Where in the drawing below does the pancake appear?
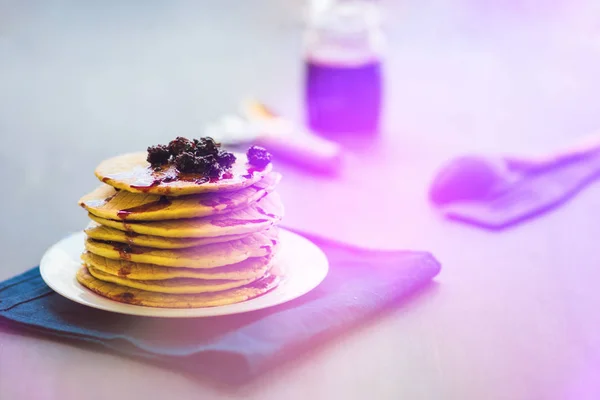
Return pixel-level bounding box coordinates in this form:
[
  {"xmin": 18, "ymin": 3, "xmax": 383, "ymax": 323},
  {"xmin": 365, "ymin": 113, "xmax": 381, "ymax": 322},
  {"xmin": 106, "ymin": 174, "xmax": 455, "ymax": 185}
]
[
  {"xmin": 84, "ymin": 223, "xmax": 250, "ymax": 249},
  {"xmin": 84, "ymin": 228, "xmax": 278, "ymax": 268},
  {"xmin": 86, "ymin": 266, "xmax": 259, "ymax": 294},
  {"xmin": 95, "ymin": 152, "xmax": 272, "ymax": 196},
  {"xmin": 79, "ymin": 172, "xmax": 281, "ymax": 221},
  {"xmin": 87, "ymin": 191, "xmax": 283, "ymax": 238},
  {"xmin": 77, "ymin": 266, "xmax": 280, "ymax": 308},
  {"xmin": 81, "ymin": 251, "xmax": 274, "ymax": 280}
]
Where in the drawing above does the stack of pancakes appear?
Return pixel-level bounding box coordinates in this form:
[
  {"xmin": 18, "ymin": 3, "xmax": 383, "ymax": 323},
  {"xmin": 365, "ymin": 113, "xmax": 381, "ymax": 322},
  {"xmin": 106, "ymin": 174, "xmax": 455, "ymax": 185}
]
[{"xmin": 76, "ymin": 152, "xmax": 284, "ymax": 308}]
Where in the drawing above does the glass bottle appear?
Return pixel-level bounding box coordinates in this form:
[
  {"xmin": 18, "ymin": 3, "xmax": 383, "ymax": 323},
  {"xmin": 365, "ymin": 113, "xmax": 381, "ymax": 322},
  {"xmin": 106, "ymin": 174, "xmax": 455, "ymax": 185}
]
[{"xmin": 304, "ymin": 0, "xmax": 385, "ymax": 139}]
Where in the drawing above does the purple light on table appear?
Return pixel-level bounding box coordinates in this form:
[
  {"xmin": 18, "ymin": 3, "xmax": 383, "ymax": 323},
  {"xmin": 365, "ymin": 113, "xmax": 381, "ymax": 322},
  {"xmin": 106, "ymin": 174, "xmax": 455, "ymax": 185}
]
[{"xmin": 564, "ymin": 359, "xmax": 600, "ymax": 399}]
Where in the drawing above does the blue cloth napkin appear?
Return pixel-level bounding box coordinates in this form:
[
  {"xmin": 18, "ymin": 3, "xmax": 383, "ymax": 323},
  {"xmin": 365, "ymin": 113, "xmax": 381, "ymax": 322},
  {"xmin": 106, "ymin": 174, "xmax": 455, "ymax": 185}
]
[
  {"xmin": 430, "ymin": 152, "xmax": 600, "ymax": 230},
  {"xmin": 0, "ymin": 229, "xmax": 441, "ymax": 384}
]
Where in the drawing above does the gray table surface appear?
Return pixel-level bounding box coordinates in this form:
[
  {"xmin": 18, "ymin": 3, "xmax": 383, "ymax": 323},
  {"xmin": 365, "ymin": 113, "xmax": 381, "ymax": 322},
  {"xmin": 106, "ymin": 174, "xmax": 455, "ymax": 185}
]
[{"xmin": 2, "ymin": 1, "xmax": 600, "ymax": 399}]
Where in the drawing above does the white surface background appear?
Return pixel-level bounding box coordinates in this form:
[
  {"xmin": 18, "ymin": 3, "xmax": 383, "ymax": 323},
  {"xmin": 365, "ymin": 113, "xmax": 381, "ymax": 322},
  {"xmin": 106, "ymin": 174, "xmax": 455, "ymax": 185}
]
[{"xmin": 2, "ymin": 1, "xmax": 600, "ymax": 399}]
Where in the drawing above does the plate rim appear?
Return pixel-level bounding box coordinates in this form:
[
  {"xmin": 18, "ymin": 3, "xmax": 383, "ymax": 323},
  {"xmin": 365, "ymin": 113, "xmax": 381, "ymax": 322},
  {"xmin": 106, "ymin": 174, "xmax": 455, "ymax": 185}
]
[{"xmin": 39, "ymin": 228, "xmax": 328, "ymax": 318}]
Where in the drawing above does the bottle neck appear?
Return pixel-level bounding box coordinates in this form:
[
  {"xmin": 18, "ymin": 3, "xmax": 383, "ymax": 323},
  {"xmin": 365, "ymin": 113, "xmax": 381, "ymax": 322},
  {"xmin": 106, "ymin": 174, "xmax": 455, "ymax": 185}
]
[
  {"xmin": 303, "ymin": 0, "xmax": 384, "ymax": 67},
  {"xmin": 304, "ymin": 29, "xmax": 384, "ymax": 67}
]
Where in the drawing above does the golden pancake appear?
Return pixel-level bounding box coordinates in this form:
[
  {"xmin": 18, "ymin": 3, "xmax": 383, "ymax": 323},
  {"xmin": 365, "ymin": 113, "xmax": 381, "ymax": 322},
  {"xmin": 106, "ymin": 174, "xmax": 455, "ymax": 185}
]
[
  {"xmin": 84, "ymin": 228, "xmax": 278, "ymax": 268},
  {"xmin": 81, "ymin": 251, "xmax": 274, "ymax": 280},
  {"xmin": 77, "ymin": 266, "xmax": 280, "ymax": 308},
  {"xmin": 86, "ymin": 266, "xmax": 259, "ymax": 294},
  {"xmin": 87, "ymin": 191, "xmax": 283, "ymax": 238},
  {"xmin": 79, "ymin": 172, "xmax": 281, "ymax": 221},
  {"xmin": 84, "ymin": 222, "xmax": 250, "ymax": 249},
  {"xmin": 95, "ymin": 152, "xmax": 272, "ymax": 196}
]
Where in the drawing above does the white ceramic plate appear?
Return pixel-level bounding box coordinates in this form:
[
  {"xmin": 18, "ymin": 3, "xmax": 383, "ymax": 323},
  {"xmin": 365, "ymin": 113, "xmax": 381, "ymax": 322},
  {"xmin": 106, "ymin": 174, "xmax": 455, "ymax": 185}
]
[{"xmin": 40, "ymin": 228, "xmax": 328, "ymax": 318}]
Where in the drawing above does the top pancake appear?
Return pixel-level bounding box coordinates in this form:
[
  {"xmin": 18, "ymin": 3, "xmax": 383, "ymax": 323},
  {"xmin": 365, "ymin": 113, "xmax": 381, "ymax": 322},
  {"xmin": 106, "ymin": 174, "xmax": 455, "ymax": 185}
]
[
  {"xmin": 95, "ymin": 152, "xmax": 272, "ymax": 196},
  {"xmin": 80, "ymin": 172, "xmax": 281, "ymax": 221}
]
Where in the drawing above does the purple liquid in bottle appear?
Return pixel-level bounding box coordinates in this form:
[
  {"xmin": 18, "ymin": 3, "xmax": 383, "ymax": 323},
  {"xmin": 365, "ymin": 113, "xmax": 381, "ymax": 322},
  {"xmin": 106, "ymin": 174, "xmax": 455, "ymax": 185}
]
[{"xmin": 306, "ymin": 59, "xmax": 382, "ymax": 136}]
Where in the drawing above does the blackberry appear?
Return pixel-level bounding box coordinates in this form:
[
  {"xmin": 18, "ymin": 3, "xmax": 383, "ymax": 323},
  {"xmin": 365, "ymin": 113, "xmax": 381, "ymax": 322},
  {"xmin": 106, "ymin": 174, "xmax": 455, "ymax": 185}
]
[
  {"xmin": 195, "ymin": 154, "xmax": 215, "ymax": 172},
  {"xmin": 194, "ymin": 154, "xmax": 220, "ymax": 177},
  {"xmin": 168, "ymin": 136, "xmax": 194, "ymax": 157},
  {"xmin": 173, "ymin": 151, "xmax": 198, "ymax": 173},
  {"xmin": 247, "ymin": 146, "xmax": 271, "ymax": 168},
  {"xmin": 194, "ymin": 137, "xmax": 220, "ymax": 157},
  {"xmin": 146, "ymin": 145, "xmax": 171, "ymax": 166},
  {"xmin": 207, "ymin": 164, "xmax": 221, "ymax": 178},
  {"xmin": 217, "ymin": 151, "xmax": 236, "ymax": 169},
  {"xmin": 148, "ymin": 136, "xmax": 234, "ymax": 179}
]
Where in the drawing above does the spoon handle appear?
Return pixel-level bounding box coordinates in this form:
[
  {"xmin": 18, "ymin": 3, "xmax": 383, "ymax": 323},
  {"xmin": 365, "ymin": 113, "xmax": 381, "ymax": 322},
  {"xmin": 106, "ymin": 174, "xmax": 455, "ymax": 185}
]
[{"xmin": 505, "ymin": 132, "xmax": 600, "ymax": 172}]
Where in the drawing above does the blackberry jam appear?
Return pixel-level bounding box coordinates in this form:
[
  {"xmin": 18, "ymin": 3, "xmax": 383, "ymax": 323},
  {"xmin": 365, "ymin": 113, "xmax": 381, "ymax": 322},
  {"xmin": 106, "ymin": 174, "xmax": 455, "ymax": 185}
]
[{"xmin": 306, "ymin": 59, "xmax": 382, "ymax": 135}]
